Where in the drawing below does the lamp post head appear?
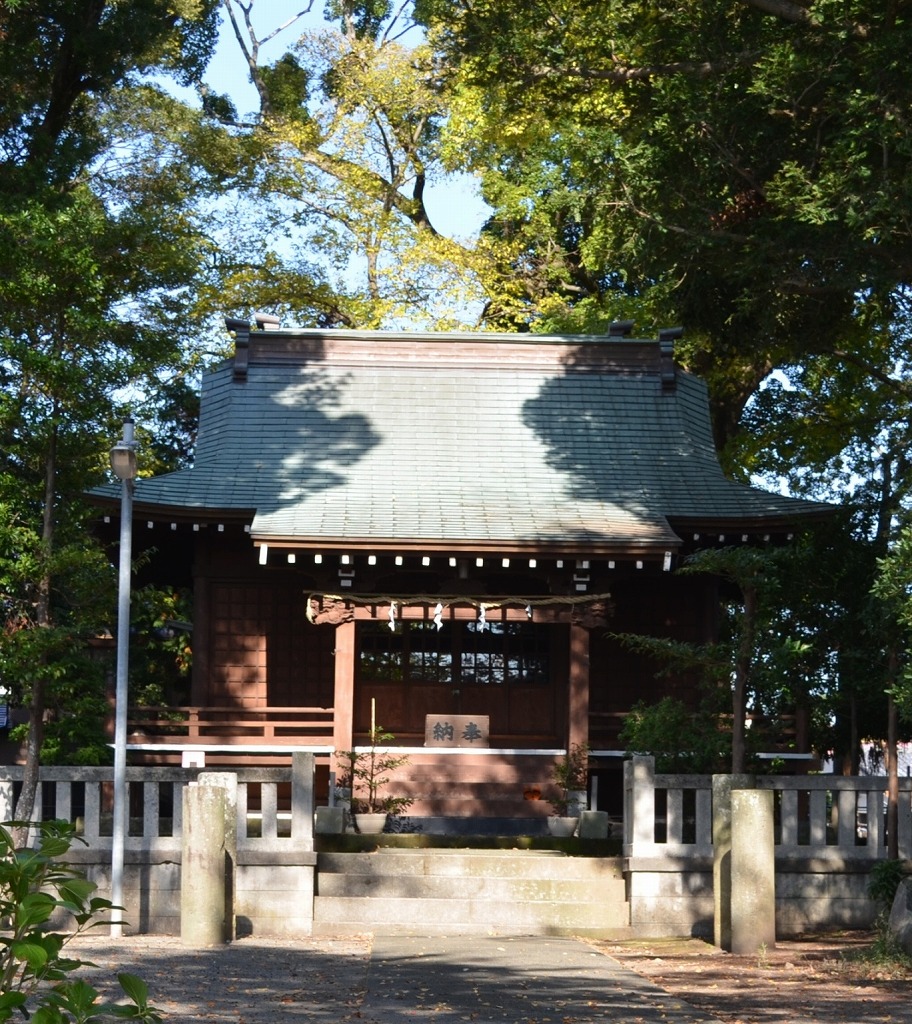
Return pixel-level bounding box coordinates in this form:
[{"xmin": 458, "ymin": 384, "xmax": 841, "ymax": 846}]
[{"xmin": 109, "ymin": 418, "xmax": 138, "ymax": 481}]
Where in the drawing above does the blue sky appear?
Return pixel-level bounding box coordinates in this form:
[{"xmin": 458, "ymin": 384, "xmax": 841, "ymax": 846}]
[{"xmin": 198, "ymin": 1, "xmax": 489, "ymax": 242}]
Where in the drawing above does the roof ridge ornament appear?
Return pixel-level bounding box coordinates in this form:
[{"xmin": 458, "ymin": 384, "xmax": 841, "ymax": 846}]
[
  {"xmin": 658, "ymin": 326, "xmax": 683, "ymax": 393},
  {"xmin": 225, "ymin": 317, "xmax": 251, "ymax": 382},
  {"xmin": 608, "ymin": 320, "xmax": 635, "ymax": 337}
]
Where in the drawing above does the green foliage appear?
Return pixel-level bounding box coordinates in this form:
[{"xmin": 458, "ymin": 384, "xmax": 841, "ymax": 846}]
[
  {"xmin": 867, "ymin": 858, "xmax": 906, "ymax": 916},
  {"xmin": 611, "ymin": 542, "xmax": 847, "ymax": 772},
  {"xmin": 863, "ymin": 859, "xmax": 912, "ymax": 967},
  {"xmin": 195, "ymin": 0, "xmax": 486, "ymax": 330},
  {"xmin": 324, "ymin": 0, "xmax": 393, "ymax": 40},
  {"xmin": 619, "ymin": 696, "xmax": 730, "ymax": 774},
  {"xmin": 335, "ymin": 726, "xmax": 412, "ymax": 815},
  {"xmin": 424, "ymin": 0, "xmax": 912, "ymax": 452},
  {"xmin": 128, "ymin": 586, "xmax": 193, "ymax": 709},
  {"xmin": 0, "ymin": 506, "xmax": 114, "ymax": 766},
  {"xmin": 259, "ymin": 54, "xmax": 311, "ymax": 123},
  {"xmin": 549, "ymin": 743, "xmax": 589, "ymax": 814},
  {"xmin": 0, "ymin": 820, "xmax": 163, "ymax": 1022},
  {"xmin": 9, "ymin": 661, "xmax": 110, "ymax": 768},
  {"xmin": 873, "ymin": 527, "xmax": 912, "ymax": 720},
  {"xmin": 0, "ymin": 0, "xmax": 219, "ymax": 193},
  {"xmin": 0, "ymin": 0, "xmax": 220, "ymax": 813}
]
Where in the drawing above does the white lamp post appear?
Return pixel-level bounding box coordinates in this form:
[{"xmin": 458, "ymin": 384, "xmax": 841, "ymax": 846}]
[{"xmin": 109, "ymin": 418, "xmax": 138, "ymax": 938}]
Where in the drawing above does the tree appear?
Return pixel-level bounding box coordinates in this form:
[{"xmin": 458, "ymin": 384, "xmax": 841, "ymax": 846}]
[
  {"xmin": 617, "ymin": 545, "xmax": 808, "ymax": 775},
  {"xmin": 0, "ymin": 0, "xmax": 218, "ymax": 194},
  {"xmin": 872, "ymin": 525, "xmax": 912, "ymax": 857},
  {"xmin": 182, "ymin": 0, "xmax": 490, "ymax": 329},
  {"xmin": 0, "ymin": 0, "xmax": 220, "ymax": 829},
  {"xmin": 421, "ymin": 0, "xmax": 912, "ymax": 451},
  {"xmin": 875, "ymin": 528, "xmax": 912, "ymax": 722}
]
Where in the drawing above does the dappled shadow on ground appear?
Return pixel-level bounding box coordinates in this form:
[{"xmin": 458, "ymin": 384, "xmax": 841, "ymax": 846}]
[
  {"xmin": 72, "ymin": 933, "xmax": 720, "ymax": 1024},
  {"xmin": 356, "ymin": 934, "xmax": 721, "ymax": 1023},
  {"xmin": 74, "ymin": 935, "xmax": 372, "ymax": 1022},
  {"xmin": 69, "ymin": 931, "xmax": 912, "ymax": 1024},
  {"xmin": 592, "ymin": 933, "xmax": 912, "ymax": 1024}
]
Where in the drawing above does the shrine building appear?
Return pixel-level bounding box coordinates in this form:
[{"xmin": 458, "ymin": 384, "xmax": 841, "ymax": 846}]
[{"xmin": 91, "ymin": 318, "xmax": 831, "ymax": 821}]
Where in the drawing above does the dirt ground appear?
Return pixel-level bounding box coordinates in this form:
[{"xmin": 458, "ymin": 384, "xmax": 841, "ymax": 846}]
[
  {"xmin": 70, "ymin": 930, "xmax": 910, "ymax": 1024},
  {"xmin": 592, "ymin": 932, "xmax": 912, "ymax": 1024}
]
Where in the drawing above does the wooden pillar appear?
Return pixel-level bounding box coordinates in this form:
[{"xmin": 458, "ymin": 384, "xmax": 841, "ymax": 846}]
[
  {"xmin": 191, "ymin": 543, "xmax": 210, "ymax": 706},
  {"xmin": 332, "ymin": 620, "xmax": 355, "ymax": 752},
  {"xmin": 568, "ymin": 624, "xmax": 590, "ymax": 751}
]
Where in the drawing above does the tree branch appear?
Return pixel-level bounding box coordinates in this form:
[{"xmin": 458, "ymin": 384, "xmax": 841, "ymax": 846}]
[
  {"xmin": 258, "ymin": 3, "xmax": 316, "ymax": 48},
  {"xmin": 524, "ymin": 55, "xmax": 748, "ymax": 84},
  {"xmin": 831, "ymin": 348, "xmax": 912, "ymax": 396},
  {"xmin": 739, "ymin": 0, "xmax": 817, "ymax": 26},
  {"xmin": 221, "ymin": 0, "xmax": 270, "ymax": 116}
]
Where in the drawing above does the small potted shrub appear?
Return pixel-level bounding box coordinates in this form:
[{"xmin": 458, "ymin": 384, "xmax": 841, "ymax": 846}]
[
  {"xmin": 548, "ymin": 743, "xmax": 589, "ymax": 836},
  {"xmin": 335, "ymin": 725, "xmax": 413, "ymax": 833}
]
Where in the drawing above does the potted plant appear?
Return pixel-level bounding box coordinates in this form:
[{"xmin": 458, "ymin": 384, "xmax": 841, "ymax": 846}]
[
  {"xmin": 548, "ymin": 743, "xmax": 589, "ymax": 836},
  {"xmin": 335, "ymin": 725, "xmax": 413, "ymax": 833}
]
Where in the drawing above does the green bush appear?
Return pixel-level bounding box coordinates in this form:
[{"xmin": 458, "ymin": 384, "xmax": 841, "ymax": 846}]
[
  {"xmin": 868, "ymin": 858, "xmax": 906, "ymax": 915},
  {"xmin": 619, "ymin": 696, "xmax": 730, "ymax": 774},
  {"xmin": 0, "ymin": 820, "xmax": 162, "ymax": 1022}
]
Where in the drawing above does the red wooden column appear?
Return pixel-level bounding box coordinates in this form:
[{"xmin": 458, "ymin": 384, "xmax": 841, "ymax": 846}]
[
  {"xmin": 190, "ymin": 547, "xmax": 211, "ymax": 707},
  {"xmin": 568, "ymin": 624, "xmax": 590, "ymax": 751},
  {"xmin": 332, "ymin": 620, "xmax": 355, "ymax": 752}
]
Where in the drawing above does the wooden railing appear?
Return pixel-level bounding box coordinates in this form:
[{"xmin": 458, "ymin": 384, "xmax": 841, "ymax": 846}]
[{"xmin": 127, "ymin": 706, "xmax": 334, "ymax": 746}]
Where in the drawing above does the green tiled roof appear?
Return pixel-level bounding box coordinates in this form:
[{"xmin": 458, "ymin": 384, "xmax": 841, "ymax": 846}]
[{"xmin": 103, "ymin": 329, "xmax": 830, "ymax": 552}]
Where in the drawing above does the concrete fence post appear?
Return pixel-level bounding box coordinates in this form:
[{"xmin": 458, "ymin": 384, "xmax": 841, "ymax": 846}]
[
  {"xmin": 712, "ymin": 773, "xmax": 754, "ymax": 950},
  {"xmin": 731, "ymin": 787, "xmax": 776, "ymax": 955},
  {"xmin": 200, "ymin": 771, "xmax": 237, "ymax": 941},
  {"xmin": 0, "ymin": 781, "xmax": 13, "ymax": 823},
  {"xmin": 290, "ymin": 752, "xmax": 315, "ymax": 850},
  {"xmin": 624, "ymin": 755, "xmax": 656, "ymax": 852},
  {"xmin": 181, "ymin": 773, "xmax": 237, "ymax": 946}
]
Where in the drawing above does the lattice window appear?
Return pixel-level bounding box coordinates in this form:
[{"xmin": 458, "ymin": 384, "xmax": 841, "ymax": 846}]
[{"xmin": 359, "ymin": 620, "xmax": 550, "ymax": 686}]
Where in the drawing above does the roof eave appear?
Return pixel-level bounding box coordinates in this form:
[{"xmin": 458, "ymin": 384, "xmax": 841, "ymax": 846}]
[{"xmin": 247, "ymin": 534, "xmax": 682, "ymax": 558}]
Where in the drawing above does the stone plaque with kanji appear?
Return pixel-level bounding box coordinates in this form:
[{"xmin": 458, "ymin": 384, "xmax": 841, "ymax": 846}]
[{"xmin": 425, "ymin": 714, "xmax": 490, "ymax": 747}]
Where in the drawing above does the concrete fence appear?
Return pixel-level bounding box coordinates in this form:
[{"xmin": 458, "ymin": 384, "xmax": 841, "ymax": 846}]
[
  {"xmin": 0, "ymin": 756, "xmax": 316, "ymax": 936},
  {"xmin": 1, "ymin": 756, "xmax": 907, "ymax": 940},
  {"xmin": 623, "ymin": 755, "xmax": 912, "ymax": 939}
]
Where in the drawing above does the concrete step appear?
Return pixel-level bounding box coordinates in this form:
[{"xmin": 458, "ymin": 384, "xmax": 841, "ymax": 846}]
[
  {"xmin": 318, "ymin": 850, "xmax": 623, "ymax": 880},
  {"xmin": 317, "ymin": 873, "xmax": 623, "ymax": 902},
  {"xmin": 313, "ymin": 849, "xmax": 631, "ymax": 938},
  {"xmin": 313, "ymin": 896, "xmax": 631, "ymax": 936}
]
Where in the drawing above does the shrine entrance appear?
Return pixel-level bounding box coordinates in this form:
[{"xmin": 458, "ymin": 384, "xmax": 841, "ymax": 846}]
[{"xmin": 354, "ymin": 615, "xmax": 565, "ymax": 746}]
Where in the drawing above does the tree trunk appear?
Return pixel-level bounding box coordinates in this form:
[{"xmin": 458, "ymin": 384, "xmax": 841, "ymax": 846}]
[
  {"xmin": 731, "ymin": 584, "xmax": 757, "ymax": 775},
  {"xmin": 12, "ymin": 427, "xmax": 57, "ymax": 846},
  {"xmin": 887, "ymin": 654, "xmax": 900, "ymax": 861},
  {"xmin": 849, "ymin": 693, "xmax": 860, "ymax": 775}
]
